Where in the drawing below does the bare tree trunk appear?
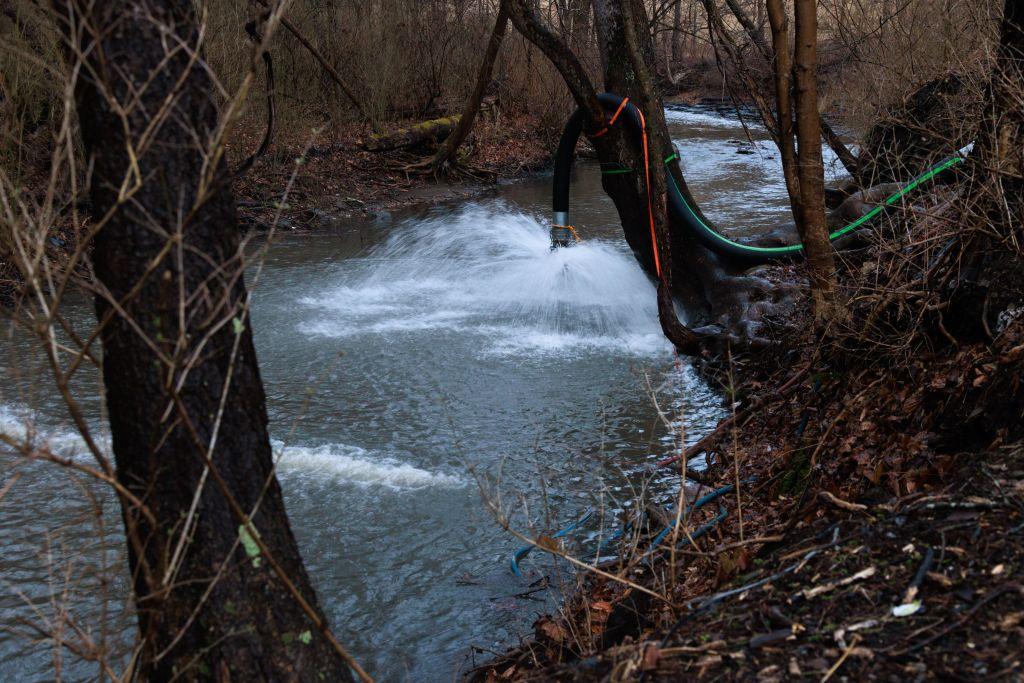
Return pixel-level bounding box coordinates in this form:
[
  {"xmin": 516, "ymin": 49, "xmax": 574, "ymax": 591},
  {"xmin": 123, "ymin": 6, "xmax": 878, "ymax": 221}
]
[
  {"xmin": 503, "ymin": 0, "xmax": 604, "ymax": 120},
  {"xmin": 504, "ymin": 0, "xmax": 802, "ymax": 351},
  {"xmin": 431, "ymin": 6, "xmax": 508, "ymax": 173},
  {"xmin": 505, "ymin": 0, "xmax": 713, "ymax": 351},
  {"xmin": 63, "ymin": 1, "xmax": 359, "ymax": 679},
  {"xmin": 724, "ymin": 0, "xmax": 859, "ymax": 176},
  {"xmin": 978, "ymin": 0, "xmax": 1024, "ymax": 203},
  {"xmin": 670, "ymin": 0, "xmax": 683, "ymax": 65},
  {"xmin": 253, "ymin": 0, "xmax": 377, "ymax": 131},
  {"xmin": 949, "ymin": 0, "xmax": 1024, "ymax": 339},
  {"xmin": 765, "ymin": 0, "xmax": 801, "ymax": 221},
  {"xmin": 793, "ymin": 0, "xmax": 837, "ymax": 320},
  {"xmin": 725, "ymin": 0, "xmax": 770, "ymax": 55}
]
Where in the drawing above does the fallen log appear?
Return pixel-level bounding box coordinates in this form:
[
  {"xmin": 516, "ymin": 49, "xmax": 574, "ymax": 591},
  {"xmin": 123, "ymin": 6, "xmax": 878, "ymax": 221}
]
[{"xmin": 360, "ymin": 116, "xmax": 460, "ymax": 152}]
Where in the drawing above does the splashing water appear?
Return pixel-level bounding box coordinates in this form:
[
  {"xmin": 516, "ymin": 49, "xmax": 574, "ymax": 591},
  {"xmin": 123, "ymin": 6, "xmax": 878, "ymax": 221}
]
[
  {"xmin": 0, "ymin": 403, "xmax": 459, "ymax": 491},
  {"xmin": 298, "ymin": 203, "xmax": 672, "ymax": 358}
]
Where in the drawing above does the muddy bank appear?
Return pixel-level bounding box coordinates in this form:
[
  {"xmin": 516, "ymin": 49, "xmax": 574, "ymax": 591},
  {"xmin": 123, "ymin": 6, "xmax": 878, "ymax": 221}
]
[
  {"xmin": 471, "ymin": 317, "xmax": 1024, "ymax": 680},
  {"xmin": 468, "ymin": 180, "xmax": 1024, "ymax": 680},
  {"xmin": 230, "ymin": 112, "xmax": 554, "ymax": 234}
]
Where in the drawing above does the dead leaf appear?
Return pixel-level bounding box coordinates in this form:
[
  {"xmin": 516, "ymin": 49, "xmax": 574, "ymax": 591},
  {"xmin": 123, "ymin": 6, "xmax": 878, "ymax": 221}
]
[
  {"xmin": 536, "ymin": 619, "xmax": 566, "ymax": 644},
  {"xmin": 536, "ymin": 534, "xmax": 560, "ymax": 552},
  {"xmin": 641, "ymin": 644, "xmax": 662, "ymax": 671},
  {"xmin": 999, "ymin": 612, "xmax": 1023, "ymax": 630}
]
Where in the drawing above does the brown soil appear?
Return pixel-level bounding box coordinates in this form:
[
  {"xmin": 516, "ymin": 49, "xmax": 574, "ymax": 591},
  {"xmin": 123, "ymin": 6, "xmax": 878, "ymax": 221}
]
[{"xmin": 230, "ymin": 112, "xmax": 553, "ymax": 234}]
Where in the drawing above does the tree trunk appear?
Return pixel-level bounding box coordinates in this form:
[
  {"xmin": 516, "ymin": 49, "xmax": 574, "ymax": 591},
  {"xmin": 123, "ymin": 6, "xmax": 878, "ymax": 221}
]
[
  {"xmin": 432, "ymin": 6, "xmax": 509, "ymax": 173},
  {"xmin": 978, "ymin": 0, "xmax": 1024, "ymax": 213},
  {"xmin": 725, "ymin": 0, "xmax": 770, "ymax": 56},
  {"xmin": 724, "ymin": 0, "xmax": 859, "ymax": 177},
  {"xmin": 670, "ymin": 0, "xmax": 683, "ymax": 65},
  {"xmin": 362, "ymin": 115, "xmax": 461, "ymax": 152},
  {"xmin": 792, "ymin": 0, "xmax": 837, "ymax": 321},
  {"xmin": 765, "ymin": 0, "xmax": 801, "ymax": 221},
  {"xmin": 253, "ymin": 0, "xmax": 377, "ymax": 131},
  {"xmin": 591, "ymin": 0, "xmax": 716, "ymax": 348},
  {"xmin": 64, "ymin": 1, "xmax": 358, "ymax": 679}
]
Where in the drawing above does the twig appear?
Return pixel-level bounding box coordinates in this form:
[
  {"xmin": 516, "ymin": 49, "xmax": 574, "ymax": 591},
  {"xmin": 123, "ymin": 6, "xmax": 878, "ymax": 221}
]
[
  {"xmin": 253, "ymin": 0, "xmax": 376, "ymax": 129},
  {"xmin": 0, "ymin": 471, "xmax": 22, "ymax": 503},
  {"xmin": 795, "ymin": 566, "xmax": 876, "ymax": 601},
  {"xmin": 822, "ymin": 634, "xmax": 861, "ymax": 682},
  {"xmin": 903, "ymin": 547, "xmax": 934, "ymax": 605},
  {"xmin": 657, "ymin": 365, "xmax": 809, "ymax": 468},
  {"xmin": 818, "ymin": 491, "xmax": 869, "ymax": 514},
  {"xmin": 661, "ymin": 543, "xmax": 830, "ymax": 646}
]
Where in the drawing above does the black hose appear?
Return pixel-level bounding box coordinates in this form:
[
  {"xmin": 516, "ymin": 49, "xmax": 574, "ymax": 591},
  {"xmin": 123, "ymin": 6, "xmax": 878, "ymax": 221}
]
[{"xmin": 552, "ymin": 93, "xmax": 966, "ymax": 266}]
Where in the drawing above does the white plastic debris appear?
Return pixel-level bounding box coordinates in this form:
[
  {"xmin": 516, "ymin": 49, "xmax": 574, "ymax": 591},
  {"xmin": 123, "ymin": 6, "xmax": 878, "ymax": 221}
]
[{"xmin": 891, "ymin": 601, "xmax": 922, "ymax": 617}]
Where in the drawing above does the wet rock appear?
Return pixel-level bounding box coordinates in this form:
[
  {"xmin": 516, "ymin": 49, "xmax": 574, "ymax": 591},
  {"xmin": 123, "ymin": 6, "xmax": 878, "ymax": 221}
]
[
  {"xmin": 827, "ymin": 183, "xmax": 902, "ymax": 230},
  {"xmin": 738, "ymin": 224, "xmax": 800, "ymax": 248},
  {"xmin": 305, "ymin": 208, "xmax": 345, "ymax": 232}
]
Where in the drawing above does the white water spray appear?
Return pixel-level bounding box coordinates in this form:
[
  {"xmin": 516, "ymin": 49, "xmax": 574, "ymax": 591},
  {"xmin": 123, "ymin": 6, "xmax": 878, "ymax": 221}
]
[{"xmin": 300, "ymin": 203, "xmax": 671, "ymax": 357}]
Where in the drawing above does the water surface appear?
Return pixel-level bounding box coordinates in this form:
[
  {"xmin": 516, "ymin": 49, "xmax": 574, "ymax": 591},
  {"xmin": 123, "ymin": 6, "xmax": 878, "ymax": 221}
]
[{"xmin": 0, "ymin": 104, "xmax": 820, "ymax": 681}]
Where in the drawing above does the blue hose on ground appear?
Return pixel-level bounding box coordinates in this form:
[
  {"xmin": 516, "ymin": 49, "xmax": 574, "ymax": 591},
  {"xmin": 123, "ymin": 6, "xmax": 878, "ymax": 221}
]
[
  {"xmin": 642, "ymin": 505, "xmax": 729, "ymax": 559},
  {"xmin": 509, "ymin": 481, "xmax": 755, "ymax": 574},
  {"xmin": 510, "ymin": 509, "xmax": 594, "ymax": 577},
  {"xmin": 640, "ymin": 482, "xmax": 743, "ymax": 558}
]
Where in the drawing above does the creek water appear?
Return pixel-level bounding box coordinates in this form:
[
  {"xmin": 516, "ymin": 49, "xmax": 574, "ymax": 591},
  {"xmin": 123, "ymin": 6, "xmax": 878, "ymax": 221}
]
[{"xmin": 0, "ymin": 105, "xmax": 843, "ymax": 681}]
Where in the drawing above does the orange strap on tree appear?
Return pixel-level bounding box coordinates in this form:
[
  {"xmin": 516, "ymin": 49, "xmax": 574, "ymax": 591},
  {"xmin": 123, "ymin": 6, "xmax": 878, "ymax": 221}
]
[
  {"xmin": 635, "ymin": 107, "xmax": 662, "ymax": 279},
  {"xmin": 587, "ymin": 96, "xmax": 663, "ymax": 278},
  {"xmin": 589, "ymin": 96, "xmax": 631, "ymax": 139}
]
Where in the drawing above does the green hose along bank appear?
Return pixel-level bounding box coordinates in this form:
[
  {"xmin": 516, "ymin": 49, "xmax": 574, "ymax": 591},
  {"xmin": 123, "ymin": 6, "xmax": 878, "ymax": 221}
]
[{"xmin": 551, "ymin": 92, "xmax": 968, "ymax": 264}]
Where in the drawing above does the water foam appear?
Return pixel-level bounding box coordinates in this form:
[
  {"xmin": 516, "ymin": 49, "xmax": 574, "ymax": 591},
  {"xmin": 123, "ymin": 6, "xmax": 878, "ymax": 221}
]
[
  {"xmin": 0, "ymin": 403, "xmax": 457, "ymax": 491},
  {"xmin": 299, "ymin": 204, "xmax": 672, "ymax": 358},
  {"xmin": 665, "ymin": 106, "xmax": 763, "ymax": 130},
  {"xmin": 0, "ymin": 403, "xmax": 105, "ymax": 457},
  {"xmin": 273, "ymin": 441, "xmax": 463, "ymax": 490}
]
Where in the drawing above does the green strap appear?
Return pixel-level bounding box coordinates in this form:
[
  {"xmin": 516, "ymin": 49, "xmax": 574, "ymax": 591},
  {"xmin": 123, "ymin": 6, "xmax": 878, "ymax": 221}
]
[
  {"xmin": 600, "ymin": 162, "xmax": 634, "ymax": 176},
  {"xmin": 601, "ymin": 153, "xmax": 676, "ymax": 175}
]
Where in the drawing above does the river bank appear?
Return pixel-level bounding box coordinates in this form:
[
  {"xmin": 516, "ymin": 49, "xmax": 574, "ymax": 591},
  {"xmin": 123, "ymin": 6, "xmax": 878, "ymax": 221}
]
[
  {"xmin": 469, "ymin": 207, "xmax": 1024, "ymax": 680},
  {"xmin": 229, "ymin": 110, "xmax": 555, "ymax": 234}
]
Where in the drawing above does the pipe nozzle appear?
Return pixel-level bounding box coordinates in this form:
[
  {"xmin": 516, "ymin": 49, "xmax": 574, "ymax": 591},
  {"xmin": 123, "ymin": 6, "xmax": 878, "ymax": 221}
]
[{"xmin": 550, "ymin": 225, "xmax": 576, "ymax": 250}]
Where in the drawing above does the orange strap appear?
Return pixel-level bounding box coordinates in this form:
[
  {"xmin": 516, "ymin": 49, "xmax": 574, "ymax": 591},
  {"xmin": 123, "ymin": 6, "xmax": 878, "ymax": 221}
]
[
  {"xmin": 588, "ymin": 97, "xmax": 662, "ymax": 279},
  {"xmin": 635, "ymin": 107, "xmax": 662, "ymax": 279},
  {"xmin": 552, "ymin": 224, "xmax": 583, "ymax": 241},
  {"xmin": 589, "ymin": 97, "xmax": 631, "ymax": 139}
]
